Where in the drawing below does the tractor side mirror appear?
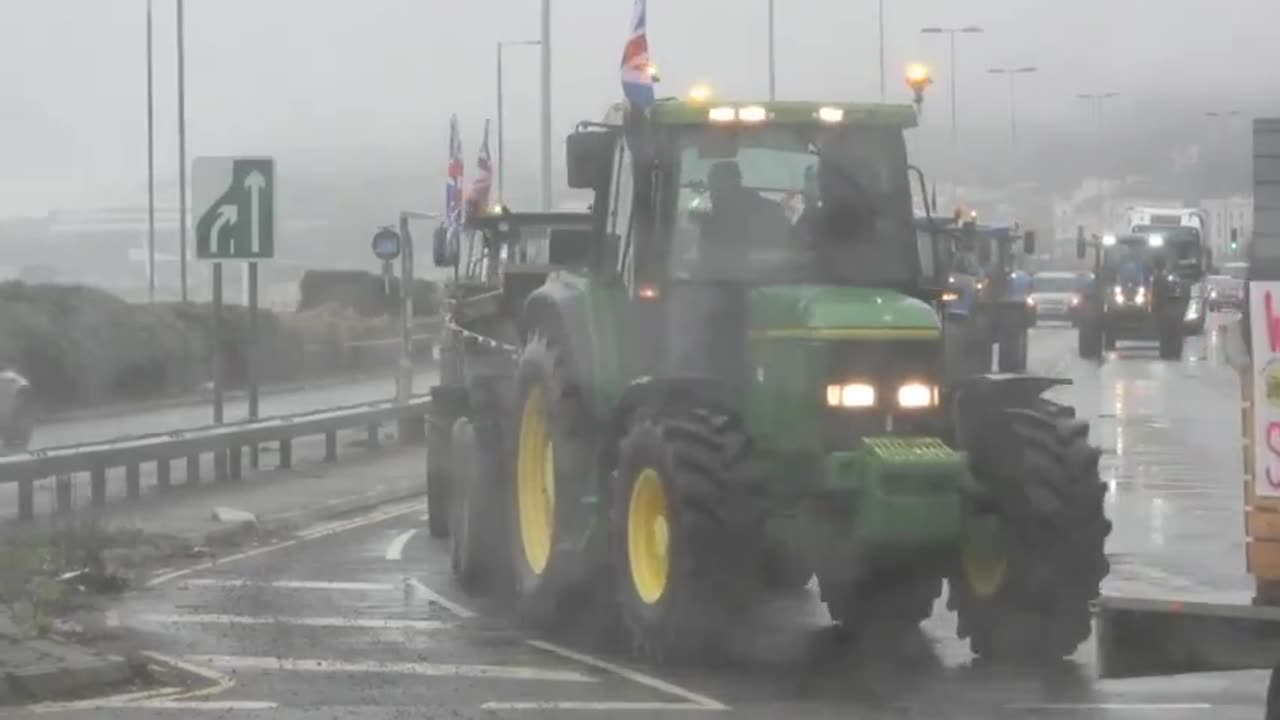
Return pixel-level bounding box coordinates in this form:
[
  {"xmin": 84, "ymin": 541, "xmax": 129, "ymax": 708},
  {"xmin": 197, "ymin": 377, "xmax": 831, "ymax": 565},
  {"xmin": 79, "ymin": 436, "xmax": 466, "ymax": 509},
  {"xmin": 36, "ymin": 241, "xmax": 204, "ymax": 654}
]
[
  {"xmin": 566, "ymin": 130, "xmax": 616, "ymax": 189},
  {"xmin": 548, "ymin": 228, "xmax": 595, "ymax": 266},
  {"xmin": 432, "ymin": 223, "xmax": 456, "ymax": 268},
  {"xmin": 1023, "ymin": 230, "xmax": 1037, "ymax": 255}
]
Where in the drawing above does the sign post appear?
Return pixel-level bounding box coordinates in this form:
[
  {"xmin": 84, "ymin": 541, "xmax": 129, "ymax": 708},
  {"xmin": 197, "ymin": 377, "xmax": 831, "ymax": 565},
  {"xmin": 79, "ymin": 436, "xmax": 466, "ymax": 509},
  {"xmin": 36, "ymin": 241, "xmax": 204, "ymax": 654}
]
[{"xmin": 193, "ymin": 156, "xmax": 276, "ymax": 443}]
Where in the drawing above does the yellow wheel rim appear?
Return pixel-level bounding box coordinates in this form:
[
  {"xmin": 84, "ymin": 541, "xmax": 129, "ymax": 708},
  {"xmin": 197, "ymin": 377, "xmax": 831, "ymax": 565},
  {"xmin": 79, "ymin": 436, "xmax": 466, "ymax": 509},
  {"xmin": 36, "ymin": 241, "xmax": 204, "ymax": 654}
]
[
  {"xmin": 627, "ymin": 468, "xmax": 670, "ymax": 605},
  {"xmin": 516, "ymin": 386, "xmax": 555, "ymax": 575},
  {"xmin": 961, "ymin": 525, "xmax": 1008, "ymax": 599}
]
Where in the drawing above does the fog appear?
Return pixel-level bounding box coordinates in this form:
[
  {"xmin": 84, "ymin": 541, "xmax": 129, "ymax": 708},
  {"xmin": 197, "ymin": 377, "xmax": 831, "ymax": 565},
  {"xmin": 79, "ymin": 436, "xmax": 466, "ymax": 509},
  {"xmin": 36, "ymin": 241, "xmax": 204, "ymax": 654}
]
[{"xmin": 4, "ymin": 0, "xmax": 1279, "ymax": 221}]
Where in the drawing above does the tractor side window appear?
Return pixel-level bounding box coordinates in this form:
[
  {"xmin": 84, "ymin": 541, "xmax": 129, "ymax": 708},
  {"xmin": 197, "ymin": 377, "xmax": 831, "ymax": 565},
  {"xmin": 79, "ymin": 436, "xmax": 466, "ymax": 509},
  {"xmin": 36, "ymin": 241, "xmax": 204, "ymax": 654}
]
[{"xmin": 612, "ymin": 140, "xmax": 636, "ymax": 284}]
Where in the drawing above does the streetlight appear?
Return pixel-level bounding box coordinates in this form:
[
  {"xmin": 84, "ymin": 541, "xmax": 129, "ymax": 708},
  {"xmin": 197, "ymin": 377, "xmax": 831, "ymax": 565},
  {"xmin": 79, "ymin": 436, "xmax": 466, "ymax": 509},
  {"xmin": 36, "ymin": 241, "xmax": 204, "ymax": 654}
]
[
  {"xmin": 988, "ymin": 66, "xmax": 1037, "ymax": 145},
  {"xmin": 1077, "ymin": 92, "xmax": 1121, "ymax": 225},
  {"xmin": 176, "ymin": 0, "xmax": 189, "ymax": 302},
  {"xmin": 877, "ymin": 0, "xmax": 886, "ymax": 100},
  {"xmin": 767, "ymin": 0, "xmax": 776, "ymax": 100},
  {"xmin": 539, "ymin": 0, "xmax": 552, "ymax": 210},
  {"xmin": 496, "ymin": 39, "xmax": 541, "ymax": 203},
  {"xmin": 145, "ymin": 0, "xmax": 156, "ymax": 303},
  {"xmin": 919, "ymin": 25, "xmax": 984, "ymax": 147}
]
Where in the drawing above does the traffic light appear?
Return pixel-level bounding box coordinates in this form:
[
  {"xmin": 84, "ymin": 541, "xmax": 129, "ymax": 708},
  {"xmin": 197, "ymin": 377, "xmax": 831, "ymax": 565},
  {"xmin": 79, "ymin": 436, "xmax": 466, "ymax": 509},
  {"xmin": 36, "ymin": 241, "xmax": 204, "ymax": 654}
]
[{"xmin": 1230, "ymin": 227, "xmax": 1239, "ymax": 253}]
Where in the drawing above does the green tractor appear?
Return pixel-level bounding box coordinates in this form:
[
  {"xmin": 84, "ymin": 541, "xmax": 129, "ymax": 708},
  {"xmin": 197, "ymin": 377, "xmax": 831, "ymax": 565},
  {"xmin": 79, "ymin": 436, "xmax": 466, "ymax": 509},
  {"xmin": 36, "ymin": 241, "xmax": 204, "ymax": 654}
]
[{"xmin": 428, "ymin": 97, "xmax": 1111, "ymax": 662}]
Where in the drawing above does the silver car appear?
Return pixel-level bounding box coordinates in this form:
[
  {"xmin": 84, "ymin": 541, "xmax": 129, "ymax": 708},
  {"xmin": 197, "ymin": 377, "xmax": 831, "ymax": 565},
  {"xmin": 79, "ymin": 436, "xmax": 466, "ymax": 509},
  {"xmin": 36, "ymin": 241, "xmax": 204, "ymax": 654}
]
[{"xmin": 1028, "ymin": 271, "xmax": 1083, "ymax": 324}]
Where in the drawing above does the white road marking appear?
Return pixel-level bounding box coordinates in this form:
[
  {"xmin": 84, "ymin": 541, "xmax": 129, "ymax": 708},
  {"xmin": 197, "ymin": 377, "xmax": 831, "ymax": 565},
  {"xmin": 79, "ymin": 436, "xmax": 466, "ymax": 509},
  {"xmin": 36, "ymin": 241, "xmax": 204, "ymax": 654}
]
[
  {"xmin": 30, "ymin": 687, "xmax": 185, "ymax": 713},
  {"xmin": 1004, "ymin": 703, "xmax": 1214, "ymax": 711},
  {"xmin": 138, "ymin": 613, "xmax": 454, "ymax": 631},
  {"xmin": 186, "ymin": 654, "xmax": 597, "ymax": 682},
  {"xmin": 408, "ymin": 577, "xmax": 478, "ymax": 618},
  {"xmin": 131, "ymin": 700, "xmax": 280, "ymax": 710},
  {"xmin": 385, "ymin": 528, "xmax": 418, "ymax": 560},
  {"xmin": 182, "ymin": 578, "xmax": 396, "ymax": 592},
  {"xmin": 481, "ymin": 701, "xmax": 724, "ymax": 711},
  {"xmin": 147, "ymin": 499, "xmax": 426, "ymax": 587},
  {"xmin": 527, "ymin": 639, "xmax": 730, "ymax": 711}
]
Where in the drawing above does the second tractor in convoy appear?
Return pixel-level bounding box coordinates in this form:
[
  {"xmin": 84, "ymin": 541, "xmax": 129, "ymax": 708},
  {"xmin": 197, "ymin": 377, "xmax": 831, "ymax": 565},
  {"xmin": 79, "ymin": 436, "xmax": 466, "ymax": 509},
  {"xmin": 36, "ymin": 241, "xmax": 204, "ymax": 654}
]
[{"xmin": 426, "ymin": 88, "xmax": 1110, "ymax": 665}]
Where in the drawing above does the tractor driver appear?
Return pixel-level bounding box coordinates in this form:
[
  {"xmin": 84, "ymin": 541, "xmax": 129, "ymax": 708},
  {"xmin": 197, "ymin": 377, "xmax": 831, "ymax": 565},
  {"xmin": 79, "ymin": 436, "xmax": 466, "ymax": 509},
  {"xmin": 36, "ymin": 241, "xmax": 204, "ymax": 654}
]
[{"xmin": 693, "ymin": 160, "xmax": 792, "ymax": 276}]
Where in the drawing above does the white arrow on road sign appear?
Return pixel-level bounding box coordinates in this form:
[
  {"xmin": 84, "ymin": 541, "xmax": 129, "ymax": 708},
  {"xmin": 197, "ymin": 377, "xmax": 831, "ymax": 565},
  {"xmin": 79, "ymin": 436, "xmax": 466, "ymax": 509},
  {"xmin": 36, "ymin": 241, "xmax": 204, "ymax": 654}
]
[
  {"xmin": 210, "ymin": 204, "xmax": 238, "ymax": 256},
  {"xmin": 244, "ymin": 170, "xmax": 266, "ymax": 255}
]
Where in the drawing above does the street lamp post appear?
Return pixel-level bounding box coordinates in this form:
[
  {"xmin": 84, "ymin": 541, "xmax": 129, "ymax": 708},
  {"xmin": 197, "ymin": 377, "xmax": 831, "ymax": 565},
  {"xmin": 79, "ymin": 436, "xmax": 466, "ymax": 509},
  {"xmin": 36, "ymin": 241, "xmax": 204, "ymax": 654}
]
[
  {"xmin": 877, "ymin": 0, "xmax": 885, "ymax": 101},
  {"xmin": 145, "ymin": 0, "xmax": 156, "ymax": 303},
  {"xmin": 767, "ymin": 0, "xmax": 776, "ymax": 100},
  {"xmin": 176, "ymin": 0, "xmax": 189, "ymax": 302},
  {"xmin": 988, "ymin": 66, "xmax": 1037, "ymax": 145},
  {"xmin": 1077, "ymin": 92, "xmax": 1121, "ymax": 226},
  {"xmin": 1205, "ymin": 110, "xmax": 1243, "ymax": 193},
  {"xmin": 539, "ymin": 0, "xmax": 552, "ymax": 210},
  {"xmin": 919, "ymin": 25, "xmax": 984, "ymax": 147},
  {"xmin": 497, "ymin": 39, "xmax": 542, "ymax": 203}
]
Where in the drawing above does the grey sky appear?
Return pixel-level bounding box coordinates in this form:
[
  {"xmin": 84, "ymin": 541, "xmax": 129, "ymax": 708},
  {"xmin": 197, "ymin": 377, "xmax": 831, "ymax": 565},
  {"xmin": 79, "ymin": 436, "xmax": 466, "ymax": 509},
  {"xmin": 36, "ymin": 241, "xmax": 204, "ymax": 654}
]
[{"xmin": 3, "ymin": 0, "xmax": 1275, "ymax": 216}]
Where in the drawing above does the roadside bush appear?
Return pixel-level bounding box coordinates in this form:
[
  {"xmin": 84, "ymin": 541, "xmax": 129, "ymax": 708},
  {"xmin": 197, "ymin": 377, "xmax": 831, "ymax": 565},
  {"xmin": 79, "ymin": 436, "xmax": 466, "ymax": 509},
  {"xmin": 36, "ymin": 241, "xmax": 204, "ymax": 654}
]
[
  {"xmin": 0, "ymin": 280, "xmax": 427, "ymax": 411},
  {"xmin": 297, "ymin": 270, "xmax": 441, "ymax": 317}
]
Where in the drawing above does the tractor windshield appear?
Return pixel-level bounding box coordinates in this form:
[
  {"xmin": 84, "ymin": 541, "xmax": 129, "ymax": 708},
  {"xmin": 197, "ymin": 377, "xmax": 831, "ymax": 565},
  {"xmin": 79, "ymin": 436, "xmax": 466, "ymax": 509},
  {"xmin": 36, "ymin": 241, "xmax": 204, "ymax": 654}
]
[{"xmin": 668, "ymin": 123, "xmax": 916, "ymax": 287}]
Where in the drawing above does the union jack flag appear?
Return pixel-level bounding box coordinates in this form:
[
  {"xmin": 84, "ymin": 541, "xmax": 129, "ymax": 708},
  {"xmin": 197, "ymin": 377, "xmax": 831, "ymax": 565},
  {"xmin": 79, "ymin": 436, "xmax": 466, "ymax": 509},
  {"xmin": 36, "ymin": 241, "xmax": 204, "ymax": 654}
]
[
  {"xmin": 466, "ymin": 119, "xmax": 493, "ymax": 218},
  {"xmin": 620, "ymin": 0, "xmax": 654, "ymax": 109},
  {"xmin": 445, "ymin": 114, "xmax": 464, "ymax": 257}
]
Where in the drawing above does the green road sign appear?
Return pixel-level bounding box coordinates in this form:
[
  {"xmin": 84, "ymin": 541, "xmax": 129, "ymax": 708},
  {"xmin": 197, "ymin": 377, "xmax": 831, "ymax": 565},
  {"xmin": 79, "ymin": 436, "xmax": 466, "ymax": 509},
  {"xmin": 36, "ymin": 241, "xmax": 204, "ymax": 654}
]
[{"xmin": 193, "ymin": 156, "xmax": 276, "ymax": 260}]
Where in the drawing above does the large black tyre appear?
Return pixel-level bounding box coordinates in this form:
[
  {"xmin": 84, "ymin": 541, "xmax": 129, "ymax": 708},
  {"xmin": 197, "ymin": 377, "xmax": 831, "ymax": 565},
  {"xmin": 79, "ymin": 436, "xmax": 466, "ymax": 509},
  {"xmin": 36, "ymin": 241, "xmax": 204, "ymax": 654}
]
[
  {"xmin": 1077, "ymin": 315, "xmax": 1102, "ymax": 360},
  {"xmin": 426, "ymin": 406, "xmax": 453, "ymax": 538},
  {"xmin": 759, "ymin": 545, "xmax": 813, "ymax": 591},
  {"xmin": 997, "ymin": 329, "xmax": 1028, "ymax": 373},
  {"xmin": 612, "ymin": 409, "xmax": 761, "ymax": 662},
  {"xmin": 1158, "ymin": 317, "xmax": 1184, "ymax": 360},
  {"xmin": 824, "ymin": 569, "xmax": 942, "ymax": 639},
  {"xmin": 506, "ymin": 333, "xmax": 592, "ymax": 628},
  {"xmin": 449, "ymin": 416, "xmax": 506, "ymax": 593},
  {"xmin": 947, "ymin": 399, "xmax": 1111, "ymax": 663}
]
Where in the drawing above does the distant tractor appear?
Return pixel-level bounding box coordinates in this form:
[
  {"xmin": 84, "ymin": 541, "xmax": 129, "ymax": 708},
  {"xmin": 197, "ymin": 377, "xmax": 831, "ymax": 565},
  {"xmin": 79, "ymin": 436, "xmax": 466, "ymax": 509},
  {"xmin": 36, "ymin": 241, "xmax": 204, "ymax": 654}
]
[
  {"xmin": 937, "ymin": 216, "xmax": 1037, "ymax": 376},
  {"xmin": 1075, "ymin": 225, "xmax": 1205, "ymax": 361},
  {"xmin": 426, "ymin": 94, "xmax": 1111, "ymax": 664}
]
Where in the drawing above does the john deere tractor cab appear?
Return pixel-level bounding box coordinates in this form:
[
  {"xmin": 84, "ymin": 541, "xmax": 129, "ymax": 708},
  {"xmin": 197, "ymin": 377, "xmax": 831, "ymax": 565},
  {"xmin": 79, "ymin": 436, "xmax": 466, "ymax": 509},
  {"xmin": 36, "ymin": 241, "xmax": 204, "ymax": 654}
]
[
  {"xmin": 427, "ymin": 95, "xmax": 1109, "ymax": 664},
  {"xmin": 1076, "ymin": 225, "xmax": 1203, "ymax": 360},
  {"xmin": 935, "ymin": 213, "xmax": 1037, "ymax": 376}
]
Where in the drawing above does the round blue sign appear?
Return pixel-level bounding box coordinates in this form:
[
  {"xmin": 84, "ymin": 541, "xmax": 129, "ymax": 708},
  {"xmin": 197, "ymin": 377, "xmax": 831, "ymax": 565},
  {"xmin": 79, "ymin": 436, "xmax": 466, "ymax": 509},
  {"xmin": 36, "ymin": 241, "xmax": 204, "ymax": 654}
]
[{"xmin": 371, "ymin": 228, "xmax": 401, "ymax": 261}]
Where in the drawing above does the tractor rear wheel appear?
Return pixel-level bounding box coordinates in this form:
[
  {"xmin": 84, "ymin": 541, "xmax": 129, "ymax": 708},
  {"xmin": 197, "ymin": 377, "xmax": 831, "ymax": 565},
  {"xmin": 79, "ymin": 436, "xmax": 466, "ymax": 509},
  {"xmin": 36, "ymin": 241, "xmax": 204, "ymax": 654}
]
[
  {"xmin": 1077, "ymin": 314, "xmax": 1102, "ymax": 360},
  {"xmin": 450, "ymin": 415, "xmax": 506, "ymax": 593},
  {"xmin": 426, "ymin": 404, "xmax": 453, "ymax": 538},
  {"xmin": 613, "ymin": 409, "xmax": 761, "ymax": 661},
  {"xmin": 507, "ymin": 333, "xmax": 591, "ymax": 628},
  {"xmin": 997, "ymin": 329, "xmax": 1028, "ymax": 373},
  {"xmin": 948, "ymin": 399, "xmax": 1111, "ymax": 663},
  {"xmin": 1158, "ymin": 316, "xmax": 1184, "ymax": 360}
]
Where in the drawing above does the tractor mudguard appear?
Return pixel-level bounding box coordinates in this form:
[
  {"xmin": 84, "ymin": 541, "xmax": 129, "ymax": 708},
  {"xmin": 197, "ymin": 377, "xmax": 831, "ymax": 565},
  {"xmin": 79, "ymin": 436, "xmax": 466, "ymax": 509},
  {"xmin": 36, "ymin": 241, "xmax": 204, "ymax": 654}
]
[
  {"xmin": 945, "ymin": 373, "xmax": 1070, "ymax": 450},
  {"xmin": 612, "ymin": 375, "xmax": 739, "ymax": 434},
  {"xmin": 521, "ymin": 276, "xmax": 626, "ymax": 418}
]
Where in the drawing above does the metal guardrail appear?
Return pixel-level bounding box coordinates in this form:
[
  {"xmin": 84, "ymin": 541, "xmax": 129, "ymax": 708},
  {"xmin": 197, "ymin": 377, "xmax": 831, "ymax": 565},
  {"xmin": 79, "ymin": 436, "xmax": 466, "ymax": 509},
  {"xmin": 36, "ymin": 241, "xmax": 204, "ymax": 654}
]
[{"xmin": 0, "ymin": 397, "xmax": 432, "ymax": 522}]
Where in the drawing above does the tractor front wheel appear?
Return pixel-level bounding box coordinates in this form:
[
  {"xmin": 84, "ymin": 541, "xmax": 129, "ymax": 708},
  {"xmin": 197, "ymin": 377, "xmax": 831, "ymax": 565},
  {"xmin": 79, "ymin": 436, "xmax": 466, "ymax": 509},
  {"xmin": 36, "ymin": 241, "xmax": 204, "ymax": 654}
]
[
  {"xmin": 613, "ymin": 410, "xmax": 761, "ymax": 661},
  {"xmin": 997, "ymin": 329, "xmax": 1028, "ymax": 373},
  {"xmin": 507, "ymin": 333, "xmax": 591, "ymax": 628},
  {"xmin": 1158, "ymin": 315, "xmax": 1185, "ymax": 360},
  {"xmin": 948, "ymin": 400, "xmax": 1111, "ymax": 663},
  {"xmin": 450, "ymin": 415, "xmax": 507, "ymax": 593}
]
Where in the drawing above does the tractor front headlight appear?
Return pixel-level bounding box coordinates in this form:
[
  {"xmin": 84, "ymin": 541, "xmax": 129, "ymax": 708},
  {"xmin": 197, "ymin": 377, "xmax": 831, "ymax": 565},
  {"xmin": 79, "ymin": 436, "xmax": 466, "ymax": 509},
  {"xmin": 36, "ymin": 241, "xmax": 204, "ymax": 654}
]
[
  {"xmin": 826, "ymin": 382, "xmax": 876, "ymax": 408},
  {"xmin": 1112, "ymin": 285, "xmax": 1124, "ymax": 304},
  {"xmin": 897, "ymin": 382, "xmax": 938, "ymax": 409},
  {"xmin": 941, "ymin": 290, "xmax": 959, "ymax": 302}
]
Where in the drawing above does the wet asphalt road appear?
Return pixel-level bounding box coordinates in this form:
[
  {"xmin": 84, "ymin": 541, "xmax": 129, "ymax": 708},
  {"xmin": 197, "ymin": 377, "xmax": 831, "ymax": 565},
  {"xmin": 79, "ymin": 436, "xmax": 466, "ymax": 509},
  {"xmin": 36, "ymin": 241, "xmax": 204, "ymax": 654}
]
[{"xmin": 17, "ymin": 316, "xmax": 1269, "ymax": 719}]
